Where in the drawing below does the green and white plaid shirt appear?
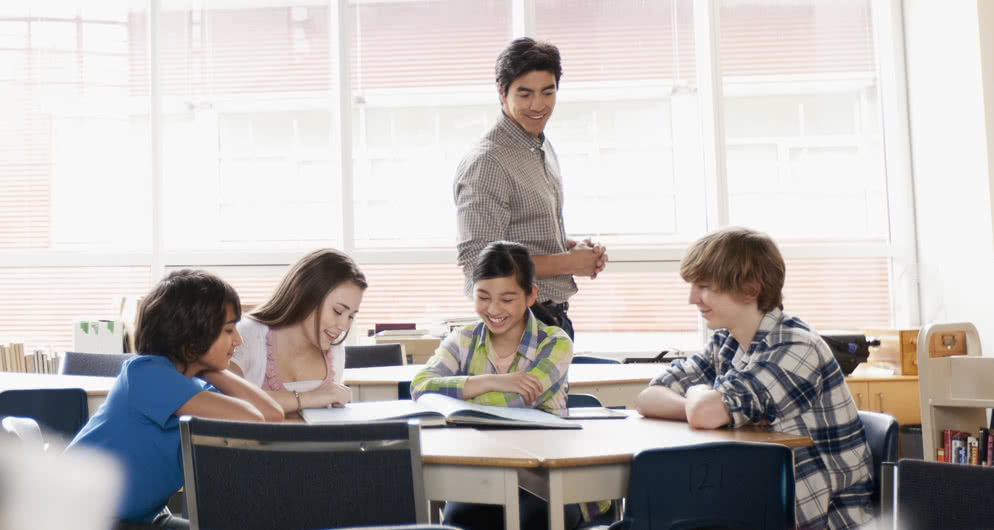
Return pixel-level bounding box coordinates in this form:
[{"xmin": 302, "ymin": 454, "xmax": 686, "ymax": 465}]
[
  {"xmin": 411, "ymin": 308, "xmax": 571, "ymax": 411},
  {"xmin": 412, "ymin": 309, "xmax": 611, "ymax": 520}
]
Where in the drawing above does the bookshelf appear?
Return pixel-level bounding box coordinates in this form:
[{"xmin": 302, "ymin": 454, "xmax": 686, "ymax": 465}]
[{"xmin": 917, "ymin": 322, "xmax": 994, "ymax": 462}]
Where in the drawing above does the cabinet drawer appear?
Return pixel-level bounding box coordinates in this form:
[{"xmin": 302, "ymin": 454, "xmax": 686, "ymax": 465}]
[
  {"xmin": 846, "ymin": 379, "xmax": 921, "ymax": 426},
  {"xmin": 868, "ymin": 380, "xmax": 920, "ymax": 426},
  {"xmin": 848, "ymin": 382, "xmax": 870, "ymax": 411}
]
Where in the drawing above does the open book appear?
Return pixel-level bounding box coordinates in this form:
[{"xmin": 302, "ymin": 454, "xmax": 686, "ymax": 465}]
[{"xmin": 301, "ymin": 393, "xmax": 581, "ymax": 429}]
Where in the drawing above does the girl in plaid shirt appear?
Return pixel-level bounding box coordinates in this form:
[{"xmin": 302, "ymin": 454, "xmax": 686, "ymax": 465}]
[{"xmin": 413, "ymin": 241, "xmax": 610, "ymax": 530}]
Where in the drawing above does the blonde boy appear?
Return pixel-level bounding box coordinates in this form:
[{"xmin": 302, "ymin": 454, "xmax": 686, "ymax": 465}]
[{"xmin": 636, "ymin": 227, "xmax": 873, "ymax": 529}]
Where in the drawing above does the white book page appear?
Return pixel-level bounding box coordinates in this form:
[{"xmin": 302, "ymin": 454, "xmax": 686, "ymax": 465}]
[
  {"xmin": 415, "ymin": 393, "xmax": 576, "ymax": 427},
  {"xmin": 301, "ymin": 400, "xmax": 440, "ymax": 424}
]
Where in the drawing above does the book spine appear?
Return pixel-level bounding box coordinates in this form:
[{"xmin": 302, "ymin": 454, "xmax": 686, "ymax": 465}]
[
  {"xmin": 969, "ymin": 436, "xmax": 979, "ymax": 465},
  {"xmin": 953, "ymin": 435, "xmax": 964, "ymax": 464},
  {"xmin": 945, "ymin": 429, "xmax": 953, "ymax": 463},
  {"xmin": 937, "ymin": 448, "xmax": 945, "ymax": 462},
  {"xmin": 987, "ymin": 428, "xmax": 994, "ymax": 467},
  {"xmin": 980, "ymin": 428, "xmax": 989, "ymax": 466}
]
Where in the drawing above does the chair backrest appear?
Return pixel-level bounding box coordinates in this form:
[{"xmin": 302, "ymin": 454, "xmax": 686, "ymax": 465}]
[
  {"xmin": 0, "ymin": 389, "xmax": 89, "ymax": 443},
  {"xmin": 617, "ymin": 441, "xmax": 795, "ymax": 530},
  {"xmin": 857, "ymin": 410, "xmax": 899, "ymax": 517},
  {"xmin": 60, "ymin": 351, "xmax": 134, "ymax": 377},
  {"xmin": 336, "ymin": 526, "xmax": 462, "ymax": 530},
  {"xmin": 1, "ymin": 416, "xmax": 45, "ymax": 450},
  {"xmin": 345, "ymin": 343, "xmax": 406, "ymax": 368},
  {"xmin": 180, "ymin": 417, "xmax": 427, "ymax": 530},
  {"xmin": 894, "ymin": 458, "xmax": 994, "ymax": 530},
  {"xmin": 572, "ymin": 354, "xmax": 621, "ymax": 364},
  {"xmin": 566, "ymin": 393, "xmax": 603, "ymax": 408},
  {"xmin": 374, "ymin": 323, "xmax": 417, "ymax": 335}
]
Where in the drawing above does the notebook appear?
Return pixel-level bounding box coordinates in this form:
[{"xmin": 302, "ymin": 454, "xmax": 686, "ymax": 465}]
[{"xmin": 301, "ymin": 393, "xmax": 581, "ymax": 429}]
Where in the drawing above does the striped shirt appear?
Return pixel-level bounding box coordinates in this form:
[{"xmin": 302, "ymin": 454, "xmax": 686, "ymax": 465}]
[
  {"xmin": 410, "ymin": 308, "xmax": 571, "ymax": 411},
  {"xmin": 453, "ymin": 111, "xmax": 576, "ymax": 304},
  {"xmin": 650, "ymin": 308, "xmax": 873, "ymax": 529}
]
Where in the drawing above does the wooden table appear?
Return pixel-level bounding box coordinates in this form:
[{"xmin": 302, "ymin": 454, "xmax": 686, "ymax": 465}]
[
  {"xmin": 343, "ymin": 363, "xmax": 665, "ymax": 408},
  {"xmin": 419, "ymin": 412, "xmax": 811, "ymax": 530},
  {"xmin": 0, "ymin": 372, "xmax": 114, "ymax": 415}
]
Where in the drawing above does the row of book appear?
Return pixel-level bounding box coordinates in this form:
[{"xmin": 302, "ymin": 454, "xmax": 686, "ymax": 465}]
[
  {"xmin": 0, "ymin": 343, "xmax": 62, "ymax": 375},
  {"xmin": 939, "ymin": 428, "xmax": 994, "ymax": 465}
]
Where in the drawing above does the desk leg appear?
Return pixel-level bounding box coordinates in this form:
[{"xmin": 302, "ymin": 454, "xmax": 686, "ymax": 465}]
[
  {"xmin": 422, "ymin": 464, "xmax": 521, "ymax": 530},
  {"xmin": 429, "ymin": 500, "xmax": 444, "ymax": 523},
  {"xmin": 502, "ymin": 468, "xmax": 521, "ymax": 530},
  {"xmin": 547, "ymin": 469, "xmax": 565, "ymax": 530}
]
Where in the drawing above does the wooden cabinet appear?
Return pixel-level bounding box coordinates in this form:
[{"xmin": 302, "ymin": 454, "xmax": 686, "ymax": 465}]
[{"xmin": 846, "ymin": 376, "xmax": 920, "ymax": 426}]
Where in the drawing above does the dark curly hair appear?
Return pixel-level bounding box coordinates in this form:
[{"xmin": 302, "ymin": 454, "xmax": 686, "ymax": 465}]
[{"xmin": 135, "ymin": 269, "xmax": 241, "ymax": 368}]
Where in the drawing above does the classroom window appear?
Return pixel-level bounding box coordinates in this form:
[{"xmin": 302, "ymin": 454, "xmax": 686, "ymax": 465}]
[
  {"xmin": 0, "ymin": 0, "xmax": 909, "ymax": 355},
  {"xmin": 350, "ymin": 0, "xmax": 511, "ymax": 249},
  {"xmin": 157, "ymin": 2, "xmax": 342, "ymax": 251}
]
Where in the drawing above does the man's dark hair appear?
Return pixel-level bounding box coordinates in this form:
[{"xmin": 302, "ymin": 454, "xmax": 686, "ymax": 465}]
[
  {"xmin": 495, "ymin": 37, "xmax": 562, "ymax": 96},
  {"xmin": 472, "ymin": 241, "xmax": 536, "ymax": 294},
  {"xmin": 136, "ymin": 269, "xmax": 241, "ymax": 368}
]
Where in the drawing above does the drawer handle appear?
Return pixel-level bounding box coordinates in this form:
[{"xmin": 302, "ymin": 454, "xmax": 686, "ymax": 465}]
[
  {"xmin": 877, "ymin": 393, "xmax": 884, "ymax": 412},
  {"xmin": 856, "ymin": 393, "xmax": 863, "ymax": 409}
]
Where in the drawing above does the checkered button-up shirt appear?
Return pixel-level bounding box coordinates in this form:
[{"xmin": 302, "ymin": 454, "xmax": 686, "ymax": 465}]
[
  {"xmin": 454, "ymin": 111, "xmax": 576, "ymax": 303},
  {"xmin": 651, "ymin": 308, "xmax": 873, "ymax": 529}
]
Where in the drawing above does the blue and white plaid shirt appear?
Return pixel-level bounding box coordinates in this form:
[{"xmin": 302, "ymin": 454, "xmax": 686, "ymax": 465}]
[{"xmin": 651, "ymin": 308, "xmax": 873, "ymax": 529}]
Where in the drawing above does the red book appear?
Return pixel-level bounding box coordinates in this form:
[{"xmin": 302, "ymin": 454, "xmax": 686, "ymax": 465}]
[
  {"xmin": 945, "ymin": 429, "xmax": 953, "ymax": 463},
  {"xmin": 988, "ymin": 430, "xmax": 994, "ymax": 466}
]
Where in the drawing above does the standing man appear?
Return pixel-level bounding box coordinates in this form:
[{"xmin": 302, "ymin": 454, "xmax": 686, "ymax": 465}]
[{"xmin": 454, "ymin": 37, "xmax": 607, "ymax": 340}]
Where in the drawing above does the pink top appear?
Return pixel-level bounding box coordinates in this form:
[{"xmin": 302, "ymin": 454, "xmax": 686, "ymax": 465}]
[
  {"xmin": 261, "ymin": 328, "xmax": 336, "ymax": 392},
  {"xmin": 232, "ymin": 317, "xmax": 345, "ymax": 392}
]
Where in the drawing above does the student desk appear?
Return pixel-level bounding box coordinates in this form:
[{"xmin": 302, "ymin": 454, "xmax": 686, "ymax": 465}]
[
  {"xmin": 0, "ymin": 372, "xmax": 114, "ymax": 417},
  {"xmin": 418, "ymin": 412, "xmax": 812, "ymax": 530},
  {"xmin": 343, "ymin": 363, "xmax": 664, "ymax": 408}
]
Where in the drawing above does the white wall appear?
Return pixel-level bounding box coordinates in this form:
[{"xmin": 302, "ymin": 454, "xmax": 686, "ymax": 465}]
[{"xmin": 904, "ymin": 0, "xmax": 994, "ymax": 349}]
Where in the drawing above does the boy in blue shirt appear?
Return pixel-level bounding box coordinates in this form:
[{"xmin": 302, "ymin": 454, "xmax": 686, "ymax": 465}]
[
  {"xmin": 637, "ymin": 227, "xmax": 873, "ymax": 529},
  {"xmin": 69, "ymin": 270, "xmax": 283, "ymax": 529}
]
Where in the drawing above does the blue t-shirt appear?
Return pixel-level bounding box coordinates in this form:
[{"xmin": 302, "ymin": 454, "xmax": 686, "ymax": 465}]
[{"xmin": 68, "ymin": 355, "xmax": 214, "ymax": 522}]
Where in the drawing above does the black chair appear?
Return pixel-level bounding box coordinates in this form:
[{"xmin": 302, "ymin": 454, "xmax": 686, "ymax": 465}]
[
  {"xmin": 572, "ymin": 355, "xmax": 621, "ymax": 364},
  {"xmin": 345, "ymin": 343, "xmax": 406, "ymax": 368},
  {"xmin": 180, "ymin": 417, "xmax": 427, "ymax": 530},
  {"xmin": 567, "ymin": 393, "xmax": 603, "ymax": 408},
  {"xmin": 894, "ymin": 458, "xmax": 994, "ymax": 530},
  {"xmin": 60, "ymin": 351, "xmax": 134, "ymax": 377},
  {"xmin": 857, "ymin": 410, "xmax": 898, "ymax": 518},
  {"xmin": 0, "ymin": 388, "xmax": 88, "ymax": 443},
  {"xmin": 608, "ymin": 441, "xmax": 795, "ymax": 530}
]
